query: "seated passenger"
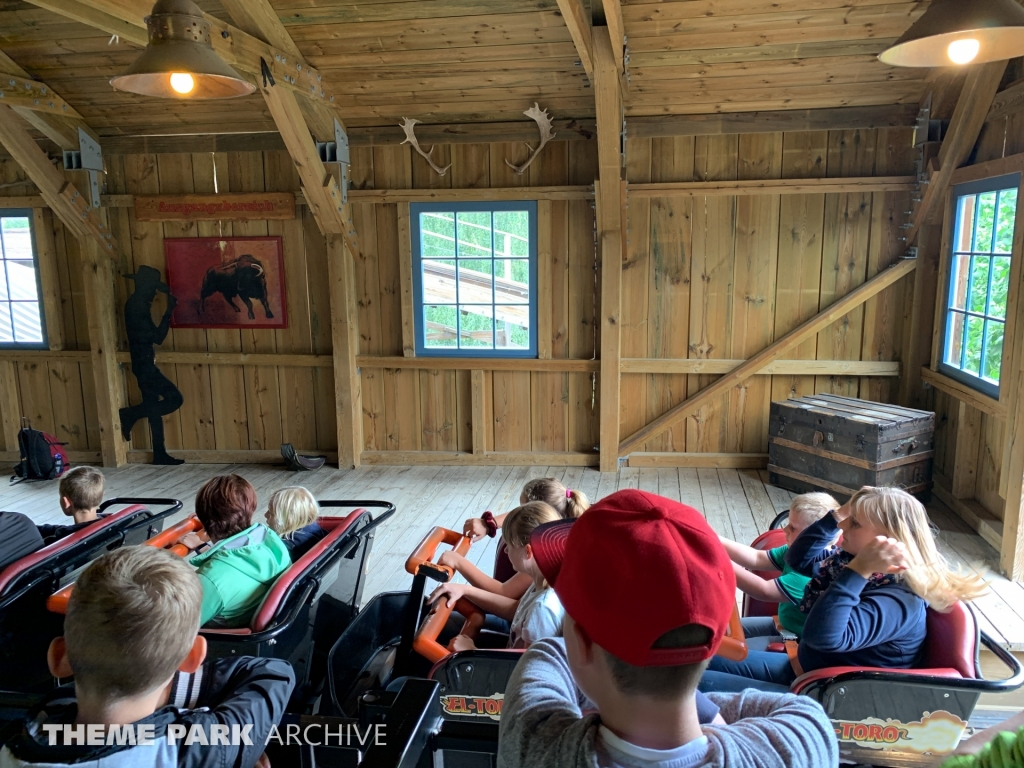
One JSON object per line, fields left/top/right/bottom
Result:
{"left": 442, "top": 478, "right": 590, "bottom": 603}
{"left": 498, "top": 489, "right": 837, "bottom": 768}
{"left": 0, "top": 546, "right": 295, "bottom": 768}
{"left": 190, "top": 474, "right": 290, "bottom": 628}
{"left": 700, "top": 486, "right": 988, "bottom": 694}
{"left": 266, "top": 486, "right": 326, "bottom": 562}
{"left": 431, "top": 501, "right": 564, "bottom": 651}
{"left": 717, "top": 492, "right": 837, "bottom": 650}
{"left": 35, "top": 466, "right": 105, "bottom": 545}
{"left": 0, "top": 511, "right": 44, "bottom": 571}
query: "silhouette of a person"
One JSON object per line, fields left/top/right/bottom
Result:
{"left": 119, "top": 265, "right": 184, "bottom": 465}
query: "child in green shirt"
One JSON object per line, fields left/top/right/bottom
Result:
{"left": 718, "top": 492, "right": 838, "bottom": 649}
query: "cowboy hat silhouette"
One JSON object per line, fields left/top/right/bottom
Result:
{"left": 123, "top": 264, "right": 170, "bottom": 293}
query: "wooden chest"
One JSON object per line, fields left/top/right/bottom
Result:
{"left": 767, "top": 395, "right": 934, "bottom": 501}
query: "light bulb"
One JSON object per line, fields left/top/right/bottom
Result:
{"left": 169, "top": 72, "right": 195, "bottom": 94}
{"left": 947, "top": 38, "right": 980, "bottom": 65}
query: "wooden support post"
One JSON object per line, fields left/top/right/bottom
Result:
{"left": 537, "top": 201, "right": 553, "bottom": 360}
{"left": 327, "top": 235, "right": 362, "bottom": 469}
{"left": 32, "top": 208, "right": 64, "bottom": 351}
{"left": 397, "top": 203, "right": 416, "bottom": 357}
{"left": 951, "top": 401, "right": 983, "bottom": 499}
{"left": 81, "top": 238, "right": 127, "bottom": 467}
{"left": 619, "top": 259, "right": 918, "bottom": 455}
{"left": 593, "top": 27, "right": 624, "bottom": 473}
{"left": 0, "top": 360, "right": 20, "bottom": 452}
{"left": 471, "top": 369, "right": 486, "bottom": 454}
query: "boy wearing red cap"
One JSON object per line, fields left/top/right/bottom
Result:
{"left": 498, "top": 489, "right": 837, "bottom": 768}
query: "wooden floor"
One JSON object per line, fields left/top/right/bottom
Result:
{"left": 4, "top": 462, "right": 1024, "bottom": 653}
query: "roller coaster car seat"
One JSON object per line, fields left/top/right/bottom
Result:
{"left": 742, "top": 527, "right": 787, "bottom": 620}
{"left": 201, "top": 504, "right": 392, "bottom": 706}
{"left": 791, "top": 602, "right": 1024, "bottom": 765}
{"left": 0, "top": 498, "right": 182, "bottom": 692}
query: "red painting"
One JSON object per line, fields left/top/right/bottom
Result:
{"left": 164, "top": 236, "right": 287, "bottom": 329}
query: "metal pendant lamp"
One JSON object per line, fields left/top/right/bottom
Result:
{"left": 110, "top": 0, "right": 255, "bottom": 99}
{"left": 879, "top": 0, "right": 1024, "bottom": 67}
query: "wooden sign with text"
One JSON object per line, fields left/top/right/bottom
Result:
{"left": 134, "top": 193, "right": 295, "bottom": 222}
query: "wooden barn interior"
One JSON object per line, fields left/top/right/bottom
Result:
{"left": 3, "top": 0, "right": 1024, "bottom": 752}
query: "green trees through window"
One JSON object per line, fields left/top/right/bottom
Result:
{"left": 942, "top": 177, "right": 1019, "bottom": 396}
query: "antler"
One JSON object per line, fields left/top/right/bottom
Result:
{"left": 399, "top": 117, "right": 451, "bottom": 176}
{"left": 505, "top": 103, "right": 556, "bottom": 175}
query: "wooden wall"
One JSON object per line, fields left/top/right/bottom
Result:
{"left": 0, "top": 126, "right": 916, "bottom": 464}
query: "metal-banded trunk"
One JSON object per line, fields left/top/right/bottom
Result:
{"left": 768, "top": 394, "right": 934, "bottom": 501}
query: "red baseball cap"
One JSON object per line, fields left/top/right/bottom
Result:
{"left": 549, "top": 489, "right": 736, "bottom": 666}
{"left": 531, "top": 519, "right": 574, "bottom": 585}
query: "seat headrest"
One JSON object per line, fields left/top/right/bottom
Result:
{"left": 750, "top": 528, "right": 787, "bottom": 553}
{"left": 920, "top": 603, "right": 979, "bottom": 679}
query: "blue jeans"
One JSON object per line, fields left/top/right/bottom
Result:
{"left": 698, "top": 649, "right": 797, "bottom": 694}
{"left": 741, "top": 615, "right": 784, "bottom": 652}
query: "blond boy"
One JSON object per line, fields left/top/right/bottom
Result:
{"left": 0, "top": 546, "right": 294, "bottom": 768}
{"left": 35, "top": 467, "right": 106, "bottom": 545}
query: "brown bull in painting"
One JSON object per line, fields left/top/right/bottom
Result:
{"left": 199, "top": 254, "right": 274, "bottom": 320}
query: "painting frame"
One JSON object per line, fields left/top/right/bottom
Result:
{"left": 163, "top": 236, "right": 288, "bottom": 330}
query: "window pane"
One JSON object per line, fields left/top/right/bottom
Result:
{"left": 0, "top": 304, "right": 12, "bottom": 342}
{"left": 950, "top": 253, "right": 970, "bottom": 310}
{"left": 995, "top": 188, "right": 1018, "bottom": 253}
{"left": 956, "top": 195, "right": 976, "bottom": 252}
{"left": 456, "top": 212, "right": 492, "bottom": 259}
{"left": 494, "top": 211, "right": 530, "bottom": 257}
{"left": 968, "top": 255, "right": 990, "bottom": 314}
{"left": 421, "top": 212, "right": 455, "bottom": 259}
{"left": 974, "top": 192, "right": 997, "bottom": 253}
{"left": 424, "top": 304, "right": 457, "bottom": 348}
{"left": 459, "top": 306, "right": 494, "bottom": 349}
{"left": 11, "top": 302, "right": 42, "bottom": 343}
{"left": 991, "top": 256, "right": 1011, "bottom": 320}
{"left": 495, "top": 259, "right": 530, "bottom": 304}
{"left": 422, "top": 259, "right": 456, "bottom": 305}
{"left": 6, "top": 261, "right": 38, "bottom": 301}
{"left": 1, "top": 224, "right": 33, "bottom": 260}
{"left": 983, "top": 320, "right": 1005, "bottom": 383}
{"left": 964, "top": 315, "right": 984, "bottom": 375}
{"left": 494, "top": 307, "right": 530, "bottom": 350}
{"left": 457, "top": 262, "right": 493, "bottom": 304}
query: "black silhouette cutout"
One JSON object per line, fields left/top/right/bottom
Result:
{"left": 119, "top": 265, "right": 184, "bottom": 466}
{"left": 200, "top": 254, "right": 274, "bottom": 320}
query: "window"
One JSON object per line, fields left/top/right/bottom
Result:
{"left": 0, "top": 210, "right": 46, "bottom": 348}
{"left": 411, "top": 201, "right": 537, "bottom": 357}
{"left": 939, "top": 174, "right": 1020, "bottom": 397}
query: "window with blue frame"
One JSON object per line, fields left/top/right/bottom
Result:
{"left": 939, "top": 174, "right": 1020, "bottom": 398}
{"left": 411, "top": 201, "right": 537, "bottom": 357}
{"left": 0, "top": 210, "right": 46, "bottom": 348}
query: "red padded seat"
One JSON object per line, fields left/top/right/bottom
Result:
{"left": 203, "top": 511, "right": 369, "bottom": 636}
{"left": 742, "top": 528, "right": 787, "bottom": 619}
{"left": 0, "top": 505, "right": 146, "bottom": 598}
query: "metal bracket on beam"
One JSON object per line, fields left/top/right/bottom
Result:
{"left": 903, "top": 246, "right": 919, "bottom": 260}
{"left": 316, "top": 119, "right": 351, "bottom": 204}
{"left": 62, "top": 128, "right": 103, "bottom": 209}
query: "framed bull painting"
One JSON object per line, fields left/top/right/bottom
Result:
{"left": 163, "top": 236, "right": 287, "bottom": 329}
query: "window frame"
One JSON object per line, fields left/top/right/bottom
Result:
{"left": 0, "top": 208, "right": 48, "bottom": 350}
{"left": 410, "top": 200, "right": 539, "bottom": 358}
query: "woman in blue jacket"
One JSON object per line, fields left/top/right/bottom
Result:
{"left": 699, "top": 486, "right": 987, "bottom": 693}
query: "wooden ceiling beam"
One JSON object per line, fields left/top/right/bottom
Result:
{"left": 555, "top": 0, "right": 595, "bottom": 79}
{"left": 600, "top": 0, "right": 626, "bottom": 75}
{"left": 0, "top": 49, "right": 94, "bottom": 150}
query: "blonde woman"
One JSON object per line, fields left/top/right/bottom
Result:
{"left": 429, "top": 501, "right": 564, "bottom": 651}
{"left": 266, "top": 486, "right": 325, "bottom": 561}
{"left": 700, "top": 486, "right": 986, "bottom": 694}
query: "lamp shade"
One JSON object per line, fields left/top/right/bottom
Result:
{"left": 110, "top": 0, "right": 255, "bottom": 99}
{"left": 879, "top": 0, "right": 1024, "bottom": 67}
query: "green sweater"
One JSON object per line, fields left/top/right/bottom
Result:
{"left": 190, "top": 523, "right": 290, "bottom": 628}
{"left": 942, "top": 728, "right": 1024, "bottom": 768}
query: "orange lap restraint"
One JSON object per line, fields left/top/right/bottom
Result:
{"left": 46, "top": 516, "right": 206, "bottom": 615}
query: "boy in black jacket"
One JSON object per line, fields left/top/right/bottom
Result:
{"left": 0, "top": 546, "right": 294, "bottom": 768}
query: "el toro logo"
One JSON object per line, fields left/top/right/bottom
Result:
{"left": 834, "top": 721, "right": 909, "bottom": 744}
{"left": 440, "top": 693, "right": 504, "bottom": 721}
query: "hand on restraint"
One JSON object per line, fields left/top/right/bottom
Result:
{"left": 463, "top": 518, "right": 488, "bottom": 541}
{"left": 847, "top": 536, "right": 910, "bottom": 579}
{"left": 438, "top": 550, "right": 465, "bottom": 571}
{"left": 429, "top": 581, "right": 468, "bottom": 609}
{"left": 449, "top": 634, "right": 477, "bottom": 653}
{"left": 179, "top": 532, "right": 204, "bottom": 551}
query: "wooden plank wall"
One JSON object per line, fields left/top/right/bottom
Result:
{"left": 929, "top": 106, "right": 1024, "bottom": 524}
{"left": 0, "top": 150, "right": 337, "bottom": 456}
{"left": 620, "top": 127, "right": 915, "bottom": 454}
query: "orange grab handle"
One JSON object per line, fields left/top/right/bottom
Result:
{"left": 405, "top": 526, "right": 472, "bottom": 580}
{"left": 716, "top": 605, "right": 748, "bottom": 662}
{"left": 47, "top": 516, "right": 206, "bottom": 615}
{"left": 413, "top": 597, "right": 486, "bottom": 663}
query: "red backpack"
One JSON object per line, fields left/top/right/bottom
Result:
{"left": 12, "top": 421, "right": 70, "bottom": 482}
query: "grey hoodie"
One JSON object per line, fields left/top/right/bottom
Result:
{"left": 498, "top": 638, "right": 838, "bottom": 768}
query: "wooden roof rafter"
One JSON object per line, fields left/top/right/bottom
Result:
{"left": 0, "top": 49, "right": 95, "bottom": 150}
